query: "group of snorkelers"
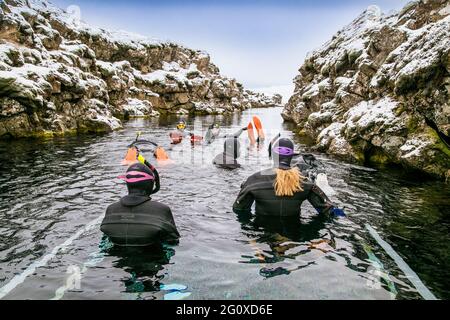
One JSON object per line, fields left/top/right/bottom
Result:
{"left": 100, "top": 118, "right": 345, "bottom": 246}
{"left": 168, "top": 118, "right": 263, "bottom": 169}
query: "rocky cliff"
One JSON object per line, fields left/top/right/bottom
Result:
{"left": 0, "top": 0, "right": 280, "bottom": 138}
{"left": 283, "top": 0, "right": 449, "bottom": 179}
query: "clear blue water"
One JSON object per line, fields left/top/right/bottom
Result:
{"left": 0, "top": 107, "right": 448, "bottom": 300}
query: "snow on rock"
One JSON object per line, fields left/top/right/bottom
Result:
{"left": 343, "top": 97, "right": 403, "bottom": 137}
{"left": 283, "top": 0, "right": 450, "bottom": 179}
{"left": 123, "top": 98, "right": 159, "bottom": 117}
{"left": 400, "top": 138, "right": 431, "bottom": 159}
{"left": 0, "top": 0, "right": 279, "bottom": 138}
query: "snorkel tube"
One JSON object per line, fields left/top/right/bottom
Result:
{"left": 268, "top": 133, "right": 281, "bottom": 159}
{"left": 122, "top": 132, "right": 165, "bottom": 194}
{"left": 128, "top": 131, "right": 170, "bottom": 161}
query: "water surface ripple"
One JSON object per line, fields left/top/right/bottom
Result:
{"left": 0, "top": 108, "right": 448, "bottom": 300}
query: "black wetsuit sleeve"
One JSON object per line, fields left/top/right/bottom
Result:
{"left": 307, "top": 184, "right": 334, "bottom": 216}
{"left": 221, "top": 128, "right": 245, "bottom": 139}
{"left": 232, "top": 179, "right": 255, "bottom": 214}
{"left": 230, "top": 128, "right": 245, "bottom": 138}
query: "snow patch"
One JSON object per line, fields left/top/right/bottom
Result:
{"left": 400, "top": 139, "right": 431, "bottom": 159}
{"left": 344, "top": 97, "right": 400, "bottom": 130}
{"left": 122, "top": 98, "right": 158, "bottom": 117}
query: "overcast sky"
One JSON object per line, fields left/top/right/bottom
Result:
{"left": 52, "top": 0, "right": 410, "bottom": 99}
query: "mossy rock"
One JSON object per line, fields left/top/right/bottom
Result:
{"left": 405, "top": 115, "right": 420, "bottom": 132}
{"left": 368, "top": 149, "right": 390, "bottom": 165}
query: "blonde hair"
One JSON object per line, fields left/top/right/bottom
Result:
{"left": 274, "top": 168, "right": 304, "bottom": 197}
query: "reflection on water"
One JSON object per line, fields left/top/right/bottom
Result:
{"left": 106, "top": 243, "right": 176, "bottom": 300}
{"left": 237, "top": 214, "right": 329, "bottom": 278}
{"left": 0, "top": 107, "right": 448, "bottom": 300}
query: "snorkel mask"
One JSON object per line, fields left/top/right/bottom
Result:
{"left": 176, "top": 121, "right": 186, "bottom": 130}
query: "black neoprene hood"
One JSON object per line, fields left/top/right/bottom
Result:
{"left": 272, "top": 138, "right": 300, "bottom": 170}
{"left": 124, "top": 162, "right": 155, "bottom": 196}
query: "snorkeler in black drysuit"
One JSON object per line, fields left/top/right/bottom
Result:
{"left": 213, "top": 137, "right": 241, "bottom": 170}
{"left": 101, "top": 162, "right": 180, "bottom": 246}
{"left": 233, "top": 138, "right": 345, "bottom": 217}
{"left": 212, "top": 127, "right": 248, "bottom": 169}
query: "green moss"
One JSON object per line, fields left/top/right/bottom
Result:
{"left": 369, "top": 151, "right": 390, "bottom": 164}
{"left": 89, "top": 128, "right": 111, "bottom": 134}
{"left": 406, "top": 115, "right": 419, "bottom": 132}
{"left": 292, "top": 128, "right": 315, "bottom": 146}
{"left": 2, "top": 128, "right": 80, "bottom": 140}
{"left": 394, "top": 103, "right": 407, "bottom": 117}
{"left": 34, "top": 130, "right": 55, "bottom": 138}
{"left": 435, "top": 142, "right": 450, "bottom": 158}
{"left": 125, "top": 115, "right": 156, "bottom": 119}
{"left": 425, "top": 127, "right": 450, "bottom": 157}
{"left": 348, "top": 140, "right": 368, "bottom": 163}
{"left": 156, "top": 108, "right": 168, "bottom": 115}
{"left": 353, "top": 149, "right": 366, "bottom": 163}
{"left": 296, "top": 128, "right": 308, "bottom": 136}
{"left": 426, "top": 128, "right": 450, "bottom": 158}
{"left": 301, "top": 95, "right": 311, "bottom": 103}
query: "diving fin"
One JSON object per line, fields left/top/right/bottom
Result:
{"left": 252, "top": 116, "right": 265, "bottom": 141}
{"left": 121, "top": 147, "right": 138, "bottom": 165}
{"left": 154, "top": 146, "right": 169, "bottom": 161}
{"left": 247, "top": 122, "right": 256, "bottom": 145}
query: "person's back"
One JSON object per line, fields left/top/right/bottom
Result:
{"left": 101, "top": 162, "right": 179, "bottom": 246}
{"left": 213, "top": 136, "right": 242, "bottom": 170}
{"left": 102, "top": 196, "right": 179, "bottom": 246}
{"left": 233, "top": 168, "right": 331, "bottom": 217}
{"left": 233, "top": 138, "right": 344, "bottom": 218}
{"left": 213, "top": 128, "right": 247, "bottom": 169}
{"left": 213, "top": 153, "right": 241, "bottom": 169}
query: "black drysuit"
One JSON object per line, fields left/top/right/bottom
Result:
{"left": 232, "top": 168, "right": 334, "bottom": 217}
{"left": 101, "top": 194, "right": 180, "bottom": 246}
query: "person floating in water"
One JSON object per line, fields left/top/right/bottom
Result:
{"left": 232, "top": 137, "right": 345, "bottom": 217}
{"left": 212, "top": 127, "right": 248, "bottom": 169}
{"left": 169, "top": 119, "right": 204, "bottom": 145}
{"left": 101, "top": 162, "right": 180, "bottom": 246}
{"left": 169, "top": 120, "right": 189, "bottom": 145}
